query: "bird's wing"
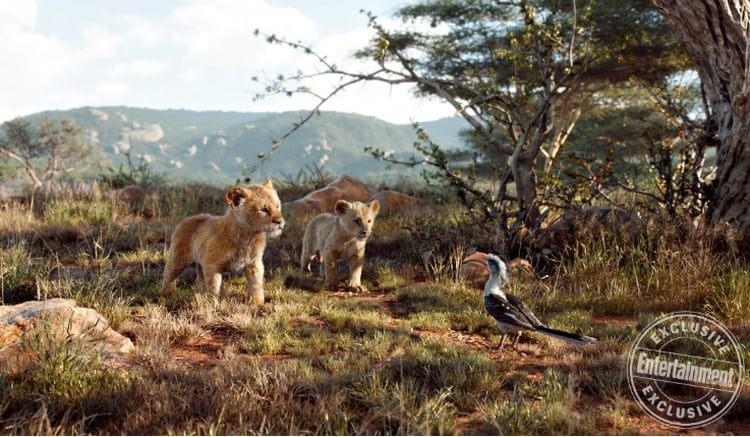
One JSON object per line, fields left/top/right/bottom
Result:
{"left": 484, "top": 293, "right": 538, "bottom": 331}
{"left": 504, "top": 293, "right": 545, "bottom": 328}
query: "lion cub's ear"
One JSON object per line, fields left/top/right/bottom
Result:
{"left": 334, "top": 199, "right": 352, "bottom": 216}
{"left": 368, "top": 199, "right": 380, "bottom": 216}
{"left": 263, "top": 178, "right": 274, "bottom": 189}
{"left": 226, "top": 187, "right": 252, "bottom": 207}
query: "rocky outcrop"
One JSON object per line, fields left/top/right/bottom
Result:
{"left": 0, "top": 298, "right": 134, "bottom": 374}
{"left": 283, "top": 175, "right": 374, "bottom": 216}
{"left": 283, "top": 175, "right": 428, "bottom": 218}
{"left": 459, "top": 252, "right": 534, "bottom": 289}
{"left": 367, "top": 190, "right": 425, "bottom": 216}
{"left": 459, "top": 252, "right": 490, "bottom": 289}
{"left": 105, "top": 184, "right": 147, "bottom": 216}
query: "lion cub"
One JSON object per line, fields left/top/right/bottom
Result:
{"left": 300, "top": 199, "right": 380, "bottom": 291}
{"left": 162, "top": 179, "right": 284, "bottom": 305}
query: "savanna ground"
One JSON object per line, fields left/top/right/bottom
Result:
{"left": 0, "top": 178, "right": 749, "bottom": 435}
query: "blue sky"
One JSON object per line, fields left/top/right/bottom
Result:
{"left": 0, "top": 0, "right": 455, "bottom": 124}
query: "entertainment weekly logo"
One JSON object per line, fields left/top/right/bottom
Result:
{"left": 627, "top": 311, "right": 744, "bottom": 429}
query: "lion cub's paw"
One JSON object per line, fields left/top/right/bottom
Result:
{"left": 339, "top": 284, "right": 367, "bottom": 294}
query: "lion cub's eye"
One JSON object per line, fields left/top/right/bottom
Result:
{"left": 260, "top": 207, "right": 270, "bottom": 214}
{"left": 353, "top": 218, "right": 362, "bottom": 225}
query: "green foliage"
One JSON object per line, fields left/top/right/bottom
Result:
{"left": 0, "top": 116, "right": 93, "bottom": 191}
{"left": 0, "top": 240, "right": 48, "bottom": 304}
{"left": 353, "top": 0, "right": 694, "bottom": 234}
{"left": 97, "top": 149, "right": 166, "bottom": 190}
{"left": 481, "top": 369, "right": 595, "bottom": 435}
{"left": 707, "top": 268, "right": 750, "bottom": 325}
{"left": 360, "top": 1, "right": 688, "bottom": 223}
{"left": 0, "top": 314, "right": 133, "bottom": 435}
{"left": 43, "top": 199, "right": 111, "bottom": 226}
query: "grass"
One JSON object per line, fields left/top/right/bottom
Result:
{"left": 0, "top": 181, "right": 748, "bottom": 435}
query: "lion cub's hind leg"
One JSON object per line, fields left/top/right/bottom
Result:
{"left": 200, "top": 265, "right": 224, "bottom": 301}
{"left": 162, "top": 246, "right": 192, "bottom": 293}
{"left": 300, "top": 228, "right": 315, "bottom": 272}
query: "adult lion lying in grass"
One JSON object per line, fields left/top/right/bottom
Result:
{"left": 300, "top": 199, "right": 380, "bottom": 292}
{"left": 162, "top": 179, "right": 284, "bottom": 305}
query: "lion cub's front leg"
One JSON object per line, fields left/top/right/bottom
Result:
{"left": 347, "top": 254, "right": 366, "bottom": 292}
{"left": 245, "top": 257, "right": 265, "bottom": 306}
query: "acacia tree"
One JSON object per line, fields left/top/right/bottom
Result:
{"left": 253, "top": 0, "right": 688, "bottom": 237}
{"left": 652, "top": 0, "right": 750, "bottom": 237}
{"left": 0, "top": 117, "right": 89, "bottom": 192}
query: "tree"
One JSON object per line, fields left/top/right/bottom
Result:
{"left": 0, "top": 116, "right": 89, "bottom": 192}
{"left": 253, "top": 0, "right": 689, "bottom": 240}
{"left": 652, "top": 0, "right": 750, "bottom": 237}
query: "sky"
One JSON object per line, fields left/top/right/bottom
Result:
{"left": 0, "top": 0, "right": 456, "bottom": 125}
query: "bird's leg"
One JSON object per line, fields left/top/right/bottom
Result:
{"left": 496, "top": 333, "right": 507, "bottom": 349}
{"left": 511, "top": 332, "right": 521, "bottom": 348}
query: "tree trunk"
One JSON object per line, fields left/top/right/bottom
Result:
{"left": 510, "top": 153, "right": 541, "bottom": 227}
{"left": 653, "top": 0, "right": 750, "bottom": 235}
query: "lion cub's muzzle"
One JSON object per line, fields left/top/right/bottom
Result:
{"left": 357, "top": 230, "right": 370, "bottom": 240}
{"left": 267, "top": 218, "right": 285, "bottom": 238}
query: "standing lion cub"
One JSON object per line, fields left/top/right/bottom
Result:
{"left": 300, "top": 199, "right": 380, "bottom": 291}
{"left": 162, "top": 179, "right": 284, "bottom": 305}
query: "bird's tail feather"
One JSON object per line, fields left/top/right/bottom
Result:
{"left": 537, "top": 327, "right": 597, "bottom": 347}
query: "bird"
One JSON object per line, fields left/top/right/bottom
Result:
{"left": 483, "top": 253, "right": 597, "bottom": 349}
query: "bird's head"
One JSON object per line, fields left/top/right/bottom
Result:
{"left": 486, "top": 253, "right": 509, "bottom": 288}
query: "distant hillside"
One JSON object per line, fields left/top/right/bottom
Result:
{"left": 29, "top": 106, "right": 467, "bottom": 184}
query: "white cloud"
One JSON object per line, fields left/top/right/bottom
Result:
{"left": 0, "top": 0, "right": 454, "bottom": 124}
{"left": 178, "top": 67, "right": 206, "bottom": 84}
{"left": 108, "top": 60, "right": 168, "bottom": 78}
{"left": 168, "top": 0, "right": 319, "bottom": 71}
{"left": 0, "top": 1, "right": 37, "bottom": 31}
{"left": 0, "top": 16, "right": 80, "bottom": 120}
{"left": 124, "top": 17, "right": 162, "bottom": 46}
{"left": 96, "top": 81, "right": 129, "bottom": 97}
{"left": 82, "top": 24, "right": 123, "bottom": 58}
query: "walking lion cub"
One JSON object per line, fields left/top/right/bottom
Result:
{"left": 162, "top": 179, "right": 284, "bottom": 305}
{"left": 300, "top": 199, "right": 380, "bottom": 291}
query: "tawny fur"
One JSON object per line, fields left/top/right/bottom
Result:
{"left": 161, "top": 179, "right": 284, "bottom": 305}
{"left": 300, "top": 199, "right": 380, "bottom": 291}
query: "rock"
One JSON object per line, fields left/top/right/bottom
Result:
{"left": 459, "top": 252, "right": 490, "bottom": 289}
{"left": 0, "top": 298, "right": 134, "bottom": 374}
{"left": 283, "top": 175, "right": 373, "bottom": 216}
{"left": 105, "top": 184, "right": 147, "bottom": 216}
{"left": 459, "top": 252, "right": 534, "bottom": 289}
{"left": 508, "top": 258, "right": 534, "bottom": 281}
{"left": 367, "top": 190, "right": 425, "bottom": 216}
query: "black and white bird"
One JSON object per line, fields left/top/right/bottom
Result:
{"left": 483, "top": 253, "right": 597, "bottom": 349}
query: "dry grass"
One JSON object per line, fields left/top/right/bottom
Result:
{"left": 0, "top": 182, "right": 748, "bottom": 435}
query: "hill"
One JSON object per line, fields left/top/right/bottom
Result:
{"left": 29, "top": 106, "right": 467, "bottom": 185}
